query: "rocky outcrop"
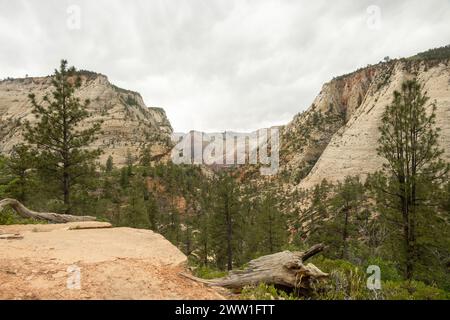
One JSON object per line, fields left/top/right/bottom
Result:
{"left": 246, "top": 56, "right": 450, "bottom": 217}
{"left": 278, "top": 64, "right": 384, "bottom": 184}
{"left": 298, "top": 59, "right": 450, "bottom": 189}
{"left": 0, "top": 72, "right": 173, "bottom": 166}
{"left": 0, "top": 222, "right": 223, "bottom": 300}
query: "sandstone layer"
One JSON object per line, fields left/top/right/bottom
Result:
{"left": 0, "top": 222, "right": 223, "bottom": 300}
{"left": 0, "top": 72, "right": 173, "bottom": 166}
{"left": 277, "top": 58, "right": 450, "bottom": 189}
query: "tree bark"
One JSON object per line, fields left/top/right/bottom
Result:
{"left": 182, "top": 244, "right": 328, "bottom": 292}
{"left": 0, "top": 198, "right": 97, "bottom": 223}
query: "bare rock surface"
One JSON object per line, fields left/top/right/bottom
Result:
{"left": 0, "top": 72, "right": 173, "bottom": 166}
{"left": 0, "top": 222, "right": 223, "bottom": 300}
{"left": 299, "top": 60, "right": 450, "bottom": 189}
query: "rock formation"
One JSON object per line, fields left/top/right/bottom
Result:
{"left": 0, "top": 222, "right": 223, "bottom": 300}
{"left": 0, "top": 71, "right": 173, "bottom": 166}
{"left": 279, "top": 58, "right": 450, "bottom": 189}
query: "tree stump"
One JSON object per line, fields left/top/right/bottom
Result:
{"left": 183, "top": 244, "right": 328, "bottom": 293}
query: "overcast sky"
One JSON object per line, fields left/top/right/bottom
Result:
{"left": 0, "top": 0, "right": 449, "bottom": 132}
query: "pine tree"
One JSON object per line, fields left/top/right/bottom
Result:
{"left": 375, "top": 79, "right": 449, "bottom": 279}
{"left": 298, "top": 179, "right": 332, "bottom": 241}
{"left": 126, "top": 149, "right": 134, "bottom": 176}
{"left": 146, "top": 192, "right": 159, "bottom": 231}
{"left": 193, "top": 184, "right": 213, "bottom": 266}
{"left": 307, "top": 177, "right": 367, "bottom": 260}
{"left": 257, "top": 195, "right": 287, "bottom": 255}
{"left": 210, "top": 172, "right": 242, "bottom": 271}
{"left": 0, "top": 156, "right": 8, "bottom": 198}
{"left": 443, "top": 182, "right": 450, "bottom": 213}
{"left": 5, "top": 144, "right": 35, "bottom": 202}
{"left": 24, "top": 60, "right": 102, "bottom": 213}
{"left": 105, "top": 155, "right": 114, "bottom": 173}
{"left": 330, "top": 176, "right": 366, "bottom": 260}
{"left": 120, "top": 167, "right": 130, "bottom": 188}
{"left": 140, "top": 146, "right": 152, "bottom": 167}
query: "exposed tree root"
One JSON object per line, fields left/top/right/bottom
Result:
{"left": 0, "top": 198, "right": 97, "bottom": 223}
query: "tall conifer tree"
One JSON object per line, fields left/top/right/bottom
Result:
{"left": 25, "top": 60, "right": 102, "bottom": 213}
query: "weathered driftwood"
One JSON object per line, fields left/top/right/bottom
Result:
{"left": 0, "top": 198, "right": 97, "bottom": 223}
{"left": 183, "top": 244, "right": 328, "bottom": 292}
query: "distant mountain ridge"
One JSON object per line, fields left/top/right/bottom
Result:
{"left": 0, "top": 45, "right": 449, "bottom": 183}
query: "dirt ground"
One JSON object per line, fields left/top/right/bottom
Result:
{"left": 0, "top": 223, "right": 224, "bottom": 300}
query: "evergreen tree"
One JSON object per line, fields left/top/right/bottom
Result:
{"left": 298, "top": 179, "right": 332, "bottom": 242}
{"left": 4, "top": 144, "right": 35, "bottom": 202}
{"left": 0, "top": 156, "right": 8, "bottom": 198}
{"left": 193, "top": 184, "right": 213, "bottom": 266}
{"left": 239, "top": 187, "right": 260, "bottom": 261}
{"left": 146, "top": 192, "right": 159, "bottom": 231}
{"left": 24, "top": 60, "right": 102, "bottom": 213}
{"left": 375, "top": 79, "right": 449, "bottom": 279}
{"left": 139, "top": 146, "right": 152, "bottom": 167}
{"left": 443, "top": 181, "right": 450, "bottom": 214}
{"left": 257, "top": 195, "right": 287, "bottom": 255}
{"left": 105, "top": 155, "right": 114, "bottom": 173}
{"left": 331, "top": 176, "right": 366, "bottom": 260}
{"left": 210, "top": 172, "right": 242, "bottom": 271}
{"left": 126, "top": 149, "right": 134, "bottom": 176}
{"left": 308, "top": 177, "right": 367, "bottom": 260}
{"left": 120, "top": 167, "right": 130, "bottom": 188}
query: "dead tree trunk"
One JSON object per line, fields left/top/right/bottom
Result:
{"left": 0, "top": 198, "right": 97, "bottom": 223}
{"left": 183, "top": 244, "right": 328, "bottom": 292}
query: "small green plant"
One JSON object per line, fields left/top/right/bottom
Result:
{"left": 125, "top": 95, "right": 138, "bottom": 107}
{"left": 240, "top": 283, "right": 297, "bottom": 300}
{"left": 312, "top": 267, "right": 376, "bottom": 300}
{"left": 0, "top": 208, "right": 42, "bottom": 225}
{"left": 382, "top": 281, "right": 449, "bottom": 300}
{"left": 365, "top": 257, "right": 402, "bottom": 282}
{"left": 193, "top": 266, "right": 228, "bottom": 280}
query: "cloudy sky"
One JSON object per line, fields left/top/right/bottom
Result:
{"left": 0, "top": 0, "right": 449, "bottom": 132}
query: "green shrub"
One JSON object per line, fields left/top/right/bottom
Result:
{"left": 193, "top": 266, "right": 228, "bottom": 280}
{"left": 382, "top": 281, "right": 449, "bottom": 300}
{"left": 0, "top": 208, "right": 42, "bottom": 225}
{"left": 366, "top": 257, "right": 402, "bottom": 282}
{"left": 312, "top": 257, "right": 360, "bottom": 274}
{"left": 313, "top": 268, "right": 377, "bottom": 300}
{"left": 310, "top": 257, "right": 449, "bottom": 300}
{"left": 240, "top": 283, "right": 297, "bottom": 300}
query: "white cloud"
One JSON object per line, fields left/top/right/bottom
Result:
{"left": 0, "top": 0, "right": 449, "bottom": 132}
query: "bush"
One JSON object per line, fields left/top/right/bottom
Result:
{"left": 312, "top": 257, "right": 360, "bottom": 274}
{"left": 0, "top": 208, "right": 42, "bottom": 225}
{"left": 310, "top": 257, "right": 449, "bottom": 300}
{"left": 365, "top": 257, "right": 402, "bottom": 282}
{"left": 193, "top": 266, "right": 228, "bottom": 280}
{"left": 240, "top": 283, "right": 297, "bottom": 300}
{"left": 312, "top": 259, "right": 378, "bottom": 300}
{"left": 383, "top": 281, "right": 449, "bottom": 300}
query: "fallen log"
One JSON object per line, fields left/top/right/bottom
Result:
{"left": 0, "top": 198, "right": 97, "bottom": 223}
{"left": 182, "top": 244, "right": 328, "bottom": 293}
{"left": 0, "top": 233, "right": 23, "bottom": 240}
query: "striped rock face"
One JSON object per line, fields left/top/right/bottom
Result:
{"left": 277, "top": 59, "right": 450, "bottom": 190}
{"left": 0, "top": 72, "right": 173, "bottom": 167}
